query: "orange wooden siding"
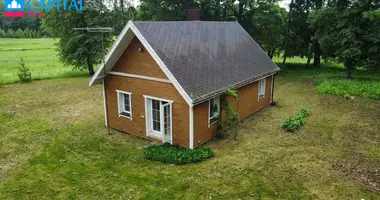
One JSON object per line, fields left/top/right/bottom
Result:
{"left": 104, "top": 37, "right": 189, "bottom": 148}
{"left": 112, "top": 37, "right": 168, "bottom": 79}
{"left": 193, "top": 75, "right": 273, "bottom": 147}
{"left": 238, "top": 76, "right": 273, "bottom": 121}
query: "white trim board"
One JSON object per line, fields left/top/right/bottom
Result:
{"left": 270, "top": 75, "right": 274, "bottom": 103}
{"left": 102, "top": 80, "right": 108, "bottom": 127}
{"left": 189, "top": 105, "right": 194, "bottom": 149}
{"left": 108, "top": 71, "right": 171, "bottom": 83}
{"left": 89, "top": 20, "right": 193, "bottom": 107}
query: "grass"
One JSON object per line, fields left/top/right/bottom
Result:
{"left": 0, "top": 38, "right": 87, "bottom": 84}
{"left": 0, "top": 75, "right": 379, "bottom": 199}
{"left": 1, "top": 38, "right": 378, "bottom": 100}
{"left": 276, "top": 62, "right": 380, "bottom": 99}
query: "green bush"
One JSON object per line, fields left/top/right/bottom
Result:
{"left": 15, "top": 28, "right": 24, "bottom": 38}
{"left": 6, "top": 29, "right": 15, "bottom": 38}
{"left": 142, "top": 143, "right": 215, "bottom": 164}
{"left": 0, "top": 29, "right": 6, "bottom": 38}
{"left": 282, "top": 108, "right": 309, "bottom": 132}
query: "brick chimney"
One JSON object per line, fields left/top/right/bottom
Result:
{"left": 187, "top": 9, "right": 200, "bottom": 21}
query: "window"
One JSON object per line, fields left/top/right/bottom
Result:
{"left": 151, "top": 99, "right": 161, "bottom": 132}
{"left": 116, "top": 90, "right": 132, "bottom": 119}
{"left": 209, "top": 97, "right": 220, "bottom": 124}
{"left": 258, "top": 78, "right": 266, "bottom": 99}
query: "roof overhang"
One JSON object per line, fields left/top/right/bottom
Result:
{"left": 89, "top": 21, "right": 135, "bottom": 86}
{"left": 89, "top": 21, "right": 193, "bottom": 106}
{"left": 192, "top": 70, "right": 280, "bottom": 105}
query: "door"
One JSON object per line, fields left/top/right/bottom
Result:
{"left": 145, "top": 97, "right": 172, "bottom": 144}
{"left": 161, "top": 102, "right": 172, "bottom": 144}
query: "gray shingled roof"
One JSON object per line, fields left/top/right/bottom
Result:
{"left": 133, "top": 21, "right": 280, "bottom": 103}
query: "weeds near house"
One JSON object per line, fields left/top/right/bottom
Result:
{"left": 142, "top": 143, "right": 215, "bottom": 164}
{"left": 17, "top": 57, "right": 32, "bottom": 83}
{"left": 282, "top": 108, "right": 309, "bottom": 132}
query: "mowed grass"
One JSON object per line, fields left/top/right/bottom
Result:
{"left": 0, "top": 75, "right": 379, "bottom": 199}
{"left": 0, "top": 39, "right": 87, "bottom": 84}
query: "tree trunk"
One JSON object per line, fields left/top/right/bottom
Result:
{"left": 307, "top": 55, "right": 312, "bottom": 67}
{"left": 267, "top": 49, "right": 272, "bottom": 59}
{"left": 313, "top": 40, "right": 321, "bottom": 66}
{"left": 346, "top": 65, "right": 352, "bottom": 80}
{"left": 270, "top": 48, "right": 276, "bottom": 59}
{"left": 222, "top": 3, "right": 227, "bottom": 20}
{"left": 306, "top": 47, "right": 312, "bottom": 67}
{"left": 120, "top": 0, "right": 124, "bottom": 12}
{"left": 282, "top": 52, "right": 287, "bottom": 65}
{"left": 87, "top": 58, "right": 94, "bottom": 76}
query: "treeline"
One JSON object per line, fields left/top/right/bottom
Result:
{"left": 41, "top": 0, "right": 379, "bottom": 78}
{"left": 0, "top": 28, "right": 44, "bottom": 38}
{"left": 138, "top": 0, "right": 380, "bottom": 79}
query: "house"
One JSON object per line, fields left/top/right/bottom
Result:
{"left": 89, "top": 20, "right": 281, "bottom": 149}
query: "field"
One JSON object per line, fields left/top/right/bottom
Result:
{"left": 0, "top": 39, "right": 87, "bottom": 84}
{"left": 0, "top": 39, "right": 379, "bottom": 199}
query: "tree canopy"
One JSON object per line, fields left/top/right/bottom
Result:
{"left": 43, "top": 0, "right": 137, "bottom": 75}
{"left": 4, "top": 0, "right": 376, "bottom": 79}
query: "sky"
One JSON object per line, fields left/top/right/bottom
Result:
{"left": 279, "top": 0, "right": 291, "bottom": 10}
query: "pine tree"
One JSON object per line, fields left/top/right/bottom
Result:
{"left": 0, "top": 29, "right": 6, "bottom": 38}
{"left": 15, "top": 28, "right": 24, "bottom": 38}
{"left": 6, "top": 29, "right": 15, "bottom": 38}
{"left": 24, "top": 28, "right": 31, "bottom": 38}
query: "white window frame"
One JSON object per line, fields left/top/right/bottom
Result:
{"left": 208, "top": 96, "right": 220, "bottom": 125}
{"left": 258, "top": 78, "right": 266, "bottom": 99}
{"left": 116, "top": 90, "right": 132, "bottom": 120}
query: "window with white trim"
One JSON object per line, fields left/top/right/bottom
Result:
{"left": 116, "top": 90, "right": 132, "bottom": 119}
{"left": 209, "top": 97, "right": 220, "bottom": 124}
{"left": 258, "top": 78, "right": 266, "bottom": 99}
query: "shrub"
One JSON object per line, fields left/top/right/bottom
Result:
{"left": 6, "top": 29, "right": 15, "bottom": 38}
{"left": 17, "top": 58, "right": 32, "bottom": 83}
{"left": 142, "top": 143, "right": 215, "bottom": 164}
{"left": 0, "top": 29, "right": 6, "bottom": 38}
{"left": 15, "top": 28, "right": 24, "bottom": 38}
{"left": 282, "top": 108, "right": 309, "bottom": 132}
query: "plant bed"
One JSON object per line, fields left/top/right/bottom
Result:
{"left": 142, "top": 143, "right": 215, "bottom": 164}
{"left": 281, "top": 108, "right": 309, "bottom": 132}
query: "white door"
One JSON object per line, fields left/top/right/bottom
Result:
{"left": 145, "top": 97, "right": 172, "bottom": 144}
{"left": 161, "top": 102, "right": 172, "bottom": 144}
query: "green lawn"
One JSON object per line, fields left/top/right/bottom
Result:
{"left": 0, "top": 38, "right": 87, "bottom": 84}
{"left": 0, "top": 73, "right": 379, "bottom": 199}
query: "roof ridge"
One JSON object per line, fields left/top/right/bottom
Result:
{"left": 132, "top": 21, "right": 238, "bottom": 23}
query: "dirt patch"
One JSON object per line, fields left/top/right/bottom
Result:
{"left": 299, "top": 78, "right": 314, "bottom": 85}
{"left": 333, "top": 154, "right": 380, "bottom": 193}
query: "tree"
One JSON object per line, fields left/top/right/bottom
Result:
{"left": 309, "top": 0, "right": 380, "bottom": 79}
{"left": 43, "top": 0, "right": 115, "bottom": 75}
{"left": 138, "top": 0, "right": 199, "bottom": 21}
{"left": 0, "top": 29, "right": 6, "bottom": 38}
{"left": 283, "top": 0, "right": 313, "bottom": 65}
{"left": 24, "top": 28, "right": 31, "bottom": 38}
{"left": 6, "top": 29, "right": 15, "bottom": 38}
{"left": 15, "top": 28, "right": 24, "bottom": 38}
{"left": 250, "top": 2, "right": 287, "bottom": 58}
